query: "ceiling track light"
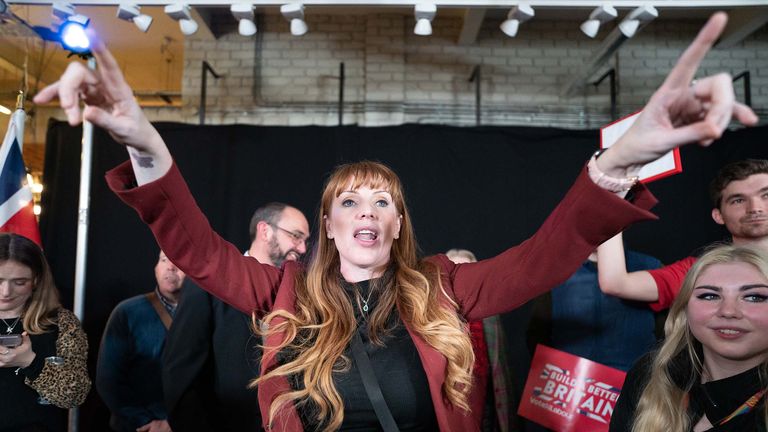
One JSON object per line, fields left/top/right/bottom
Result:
{"left": 231, "top": 4, "right": 256, "bottom": 37}
{"left": 133, "top": 14, "right": 153, "bottom": 32}
{"left": 618, "top": 4, "right": 658, "bottom": 38}
{"left": 413, "top": 3, "right": 436, "bottom": 36}
{"left": 280, "top": 3, "right": 307, "bottom": 36}
{"left": 52, "top": 0, "right": 75, "bottom": 21}
{"left": 165, "top": 2, "right": 198, "bottom": 35}
{"left": 500, "top": 3, "right": 534, "bottom": 38}
{"left": 117, "top": 3, "right": 153, "bottom": 33}
{"left": 31, "top": 6, "right": 92, "bottom": 56}
{"left": 580, "top": 4, "right": 617, "bottom": 38}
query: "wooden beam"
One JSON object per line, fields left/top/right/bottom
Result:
{"left": 457, "top": 8, "right": 485, "bottom": 45}
{"left": 0, "top": 55, "right": 24, "bottom": 76}
{"left": 189, "top": 6, "right": 217, "bottom": 40}
{"left": 716, "top": 7, "right": 768, "bottom": 48}
{"left": 561, "top": 25, "right": 627, "bottom": 97}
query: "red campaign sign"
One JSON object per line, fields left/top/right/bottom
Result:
{"left": 518, "top": 345, "right": 627, "bottom": 432}
{"left": 599, "top": 110, "right": 683, "bottom": 184}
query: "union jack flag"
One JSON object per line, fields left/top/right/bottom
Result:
{"left": 0, "top": 105, "right": 41, "bottom": 245}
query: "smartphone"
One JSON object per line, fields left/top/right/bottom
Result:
{"left": 0, "top": 334, "right": 23, "bottom": 347}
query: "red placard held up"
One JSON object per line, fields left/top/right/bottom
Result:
{"left": 599, "top": 111, "right": 683, "bottom": 184}
{"left": 518, "top": 345, "right": 627, "bottom": 432}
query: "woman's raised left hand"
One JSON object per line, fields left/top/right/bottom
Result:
{"left": 598, "top": 12, "right": 759, "bottom": 179}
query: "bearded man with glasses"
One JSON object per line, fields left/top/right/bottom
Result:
{"left": 162, "top": 202, "right": 309, "bottom": 432}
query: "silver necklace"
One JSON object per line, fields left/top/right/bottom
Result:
{"left": 1, "top": 317, "right": 21, "bottom": 334}
{"left": 358, "top": 288, "right": 375, "bottom": 313}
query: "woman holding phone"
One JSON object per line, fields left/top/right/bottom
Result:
{"left": 0, "top": 233, "right": 90, "bottom": 432}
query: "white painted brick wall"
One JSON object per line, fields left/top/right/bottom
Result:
{"left": 21, "top": 11, "right": 766, "bottom": 149}
{"left": 176, "top": 13, "right": 768, "bottom": 128}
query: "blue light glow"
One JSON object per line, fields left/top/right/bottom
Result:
{"left": 60, "top": 20, "right": 90, "bottom": 53}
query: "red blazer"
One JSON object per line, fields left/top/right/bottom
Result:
{"left": 107, "top": 161, "right": 656, "bottom": 432}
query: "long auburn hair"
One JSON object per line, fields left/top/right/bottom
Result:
{"left": 256, "top": 161, "right": 474, "bottom": 431}
{"left": 0, "top": 233, "right": 61, "bottom": 334}
{"left": 631, "top": 245, "right": 768, "bottom": 431}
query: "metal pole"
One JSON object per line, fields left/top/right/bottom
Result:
{"left": 69, "top": 55, "right": 96, "bottom": 432}
{"left": 200, "top": 62, "right": 207, "bottom": 125}
{"left": 200, "top": 61, "right": 222, "bottom": 125}
{"left": 609, "top": 69, "right": 616, "bottom": 121}
{"left": 468, "top": 65, "right": 481, "bottom": 126}
{"left": 732, "top": 71, "right": 751, "bottom": 107}
{"left": 338, "top": 62, "right": 345, "bottom": 126}
{"left": 593, "top": 69, "right": 617, "bottom": 121}
{"left": 200, "top": 62, "right": 208, "bottom": 125}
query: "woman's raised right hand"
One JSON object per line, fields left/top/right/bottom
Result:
{"left": 33, "top": 31, "right": 172, "bottom": 184}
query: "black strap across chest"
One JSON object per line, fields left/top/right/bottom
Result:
{"left": 350, "top": 329, "right": 400, "bottom": 432}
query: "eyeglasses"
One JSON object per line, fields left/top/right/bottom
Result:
{"left": 270, "top": 224, "right": 309, "bottom": 245}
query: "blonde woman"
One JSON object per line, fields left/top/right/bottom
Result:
{"left": 0, "top": 233, "right": 90, "bottom": 432}
{"left": 610, "top": 245, "right": 768, "bottom": 432}
{"left": 34, "top": 13, "right": 758, "bottom": 432}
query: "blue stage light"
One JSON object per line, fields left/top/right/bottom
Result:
{"left": 59, "top": 15, "right": 90, "bottom": 54}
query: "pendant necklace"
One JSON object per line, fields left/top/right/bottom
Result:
{"left": 358, "top": 288, "right": 375, "bottom": 313}
{"left": 1, "top": 317, "right": 21, "bottom": 334}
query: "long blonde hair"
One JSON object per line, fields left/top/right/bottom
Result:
{"left": 0, "top": 233, "right": 61, "bottom": 334}
{"left": 631, "top": 245, "right": 768, "bottom": 431}
{"left": 257, "top": 161, "right": 474, "bottom": 431}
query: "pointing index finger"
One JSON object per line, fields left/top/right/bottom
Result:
{"left": 87, "top": 30, "right": 133, "bottom": 99}
{"left": 88, "top": 31, "right": 117, "bottom": 77}
{"left": 662, "top": 12, "right": 728, "bottom": 89}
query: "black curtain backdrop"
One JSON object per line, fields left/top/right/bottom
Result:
{"left": 40, "top": 121, "right": 768, "bottom": 430}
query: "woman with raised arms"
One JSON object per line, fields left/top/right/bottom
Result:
{"left": 34, "top": 12, "right": 758, "bottom": 432}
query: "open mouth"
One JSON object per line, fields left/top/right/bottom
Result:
{"left": 354, "top": 229, "right": 378, "bottom": 241}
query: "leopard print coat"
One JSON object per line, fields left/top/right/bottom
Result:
{"left": 25, "top": 308, "right": 91, "bottom": 408}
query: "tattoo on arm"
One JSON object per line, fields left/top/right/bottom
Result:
{"left": 135, "top": 156, "right": 154, "bottom": 168}
{"left": 129, "top": 149, "right": 154, "bottom": 168}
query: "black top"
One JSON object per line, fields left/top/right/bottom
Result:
{"left": 610, "top": 352, "right": 766, "bottom": 432}
{"left": 0, "top": 319, "right": 65, "bottom": 432}
{"left": 293, "top": 279, "right": 438, "bottom": 431}
{"left": 162, "top": 280, "right": 264, "bottom": 432}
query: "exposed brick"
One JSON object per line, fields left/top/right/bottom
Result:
{"left": 292, "top": 59, "right": 317, "bottom": 67}
{"left": 155, "top": 13, "right": 768, "bottom": 127}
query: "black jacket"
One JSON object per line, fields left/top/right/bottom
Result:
{"left": 162, "top": 280, "right": 264, "bottom": 432}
